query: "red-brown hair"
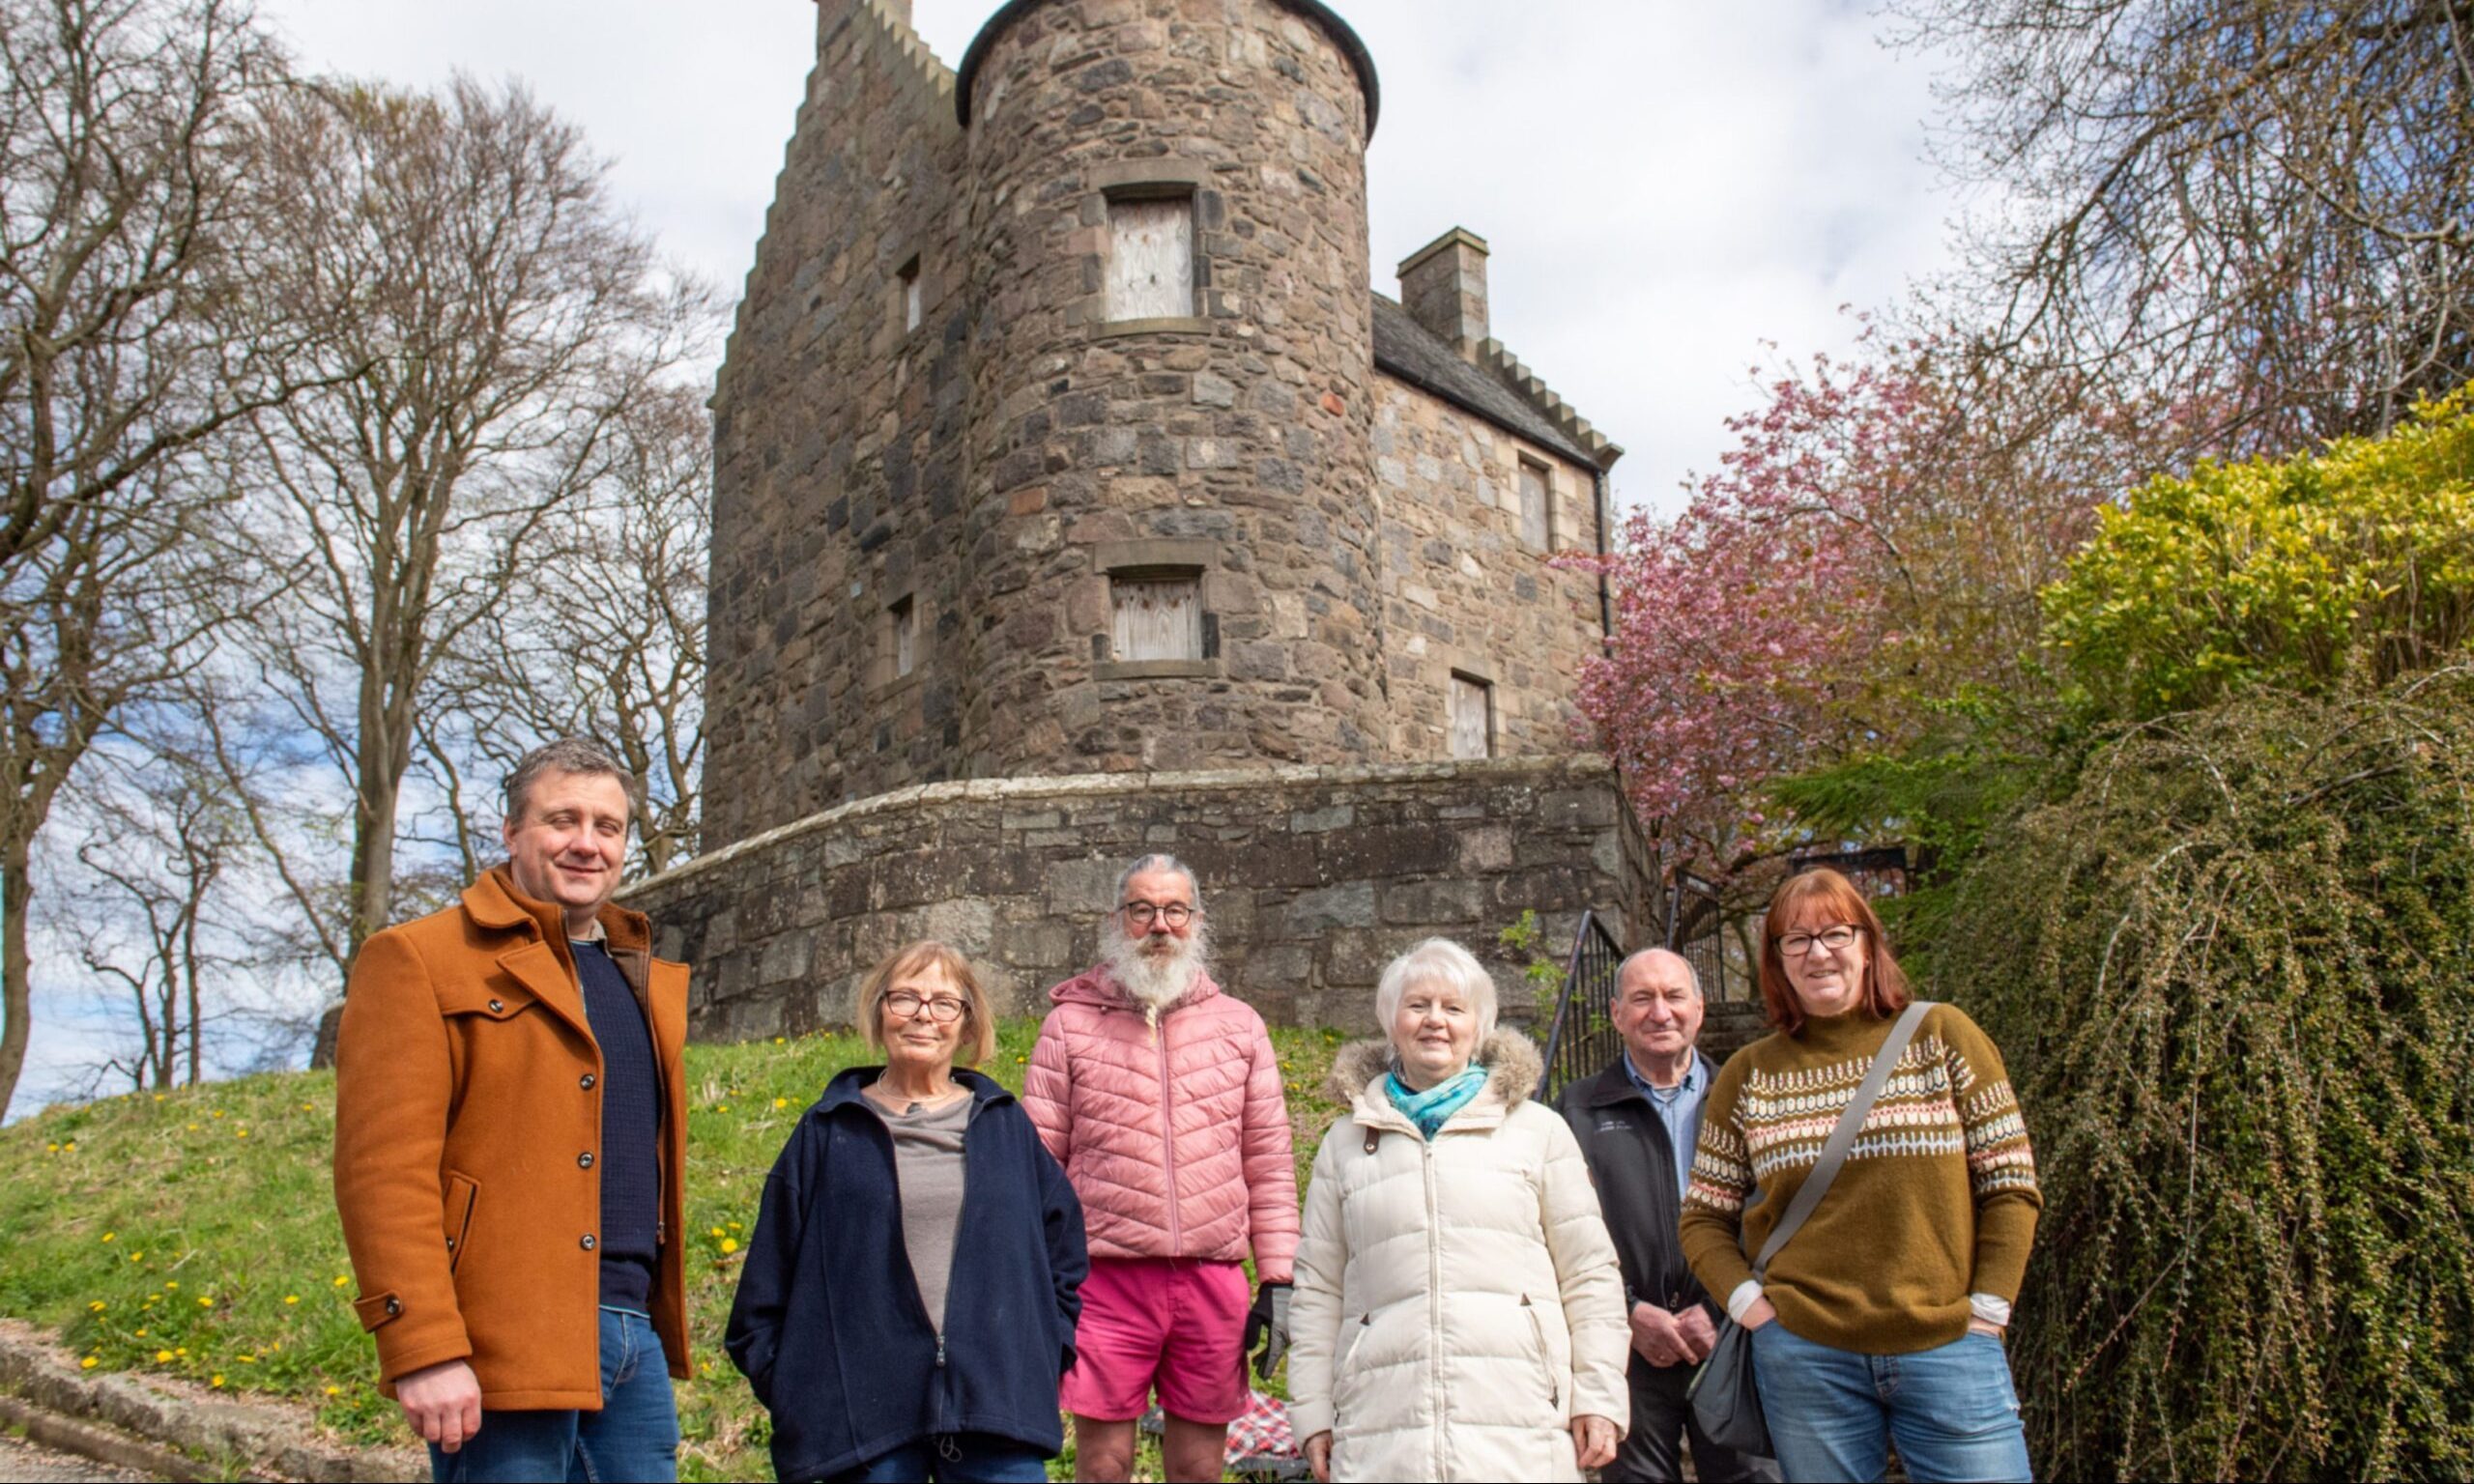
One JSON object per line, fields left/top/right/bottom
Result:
{"left": 1758, "top": 867, "right": 1912, "bottom": 1034}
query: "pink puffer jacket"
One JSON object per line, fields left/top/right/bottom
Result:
{"left": 1021, "top": 966, "right": 1298, "bottom": 1282}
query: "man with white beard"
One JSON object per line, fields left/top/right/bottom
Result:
{"left": 1021, "top": 855, "right": 1298, "bottom": 1484}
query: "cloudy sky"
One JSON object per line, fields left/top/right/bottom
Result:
{"left": 253, "top": 0, "right": 1966, "bottom": 515}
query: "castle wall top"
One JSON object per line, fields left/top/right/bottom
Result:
{"left": 952, "top": 0, "right": 1383, "bottom": 134}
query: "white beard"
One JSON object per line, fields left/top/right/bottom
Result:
{"left": 1102, "top": 924, "right": 1210, "bottom": 1024}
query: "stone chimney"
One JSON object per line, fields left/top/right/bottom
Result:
{"left": 1396, "top": 227, "right": 1489, "bottom": 360}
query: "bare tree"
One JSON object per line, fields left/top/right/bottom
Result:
{"left": 423, "top": 384, "right": 711, "bottom": 877}
{"left": 0, "top": 0, "right": 303, "bottom": 1115}
{"left": 213, "top": 74, "right": 703, "bottom": 1049}
{"left": 1898, "top": 0, "right": 2474, "bottom": 450}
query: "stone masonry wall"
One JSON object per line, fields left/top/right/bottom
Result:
{"left": 621, "top": 755, "right": 1649, "bottom": 1039}
{"left": 954, "top": 0, "right": 1388, "bottom": 779}
{"left": 1374, "top": 373, "right": 1603, "bottom": 759}
{"left": 704, "top": 1, "right": 971, "bottom": 847}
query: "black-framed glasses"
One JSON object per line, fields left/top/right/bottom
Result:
{"left": 884, "top": 990, "right": 968, "bottom": 1023}
{"left": 1778, "top": 925, "right": 1861, "bottom": 957}
{"left": 1119, "top": 901, "right": 1196, "bottom": 928}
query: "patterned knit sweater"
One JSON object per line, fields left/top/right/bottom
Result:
{"left": 1678, "top": 1003, "right": 2040, "bottom": 1355}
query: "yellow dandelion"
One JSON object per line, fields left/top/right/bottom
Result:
{"left": 301, "top": 1102, "right": 314, "bottom": 1112}
{"left": 772, "top": 1036, "right": 786, "bottom": 1044}
{"left": 284, "top": 1295, "right": 299, "bottom": 1305}
{"left": 324, "top": 1385, "right": 341, "bottom": 1396}
{"left": 174, "top": 1348, "right": 186, "bottom": 1356}
{"left": 332, "top": 1275, "right": 349, "bottom": 1287}
{"left": 210, "top": 1110, "right": 222, "bottom": 1119}
{"left": 154, "top": 1350, "right": 172, "bottom": 1363}
{"left": 211, "top": 1375, "right": 223, "bottom": 1388}
{"left": 163, "top": 1280, "right": 178, "bottom": 1289}
{"left": 62, "top": 1141, "right": 74, "bottom": 1152}
{"left": 88, "top": 1300, "right": 105, "bottom": 1312}
{"left": 717, "top": 1105, "right": 730, "bottom": 1113}
{"left": 198, "top": 1297, "right": 213, "bottom": 1307}
{"left": 773, "top": 1098, "right": 789, "bottom": 1109}
{"left": 708, "top": 1226, "right": 724, "bottom": 1239}
{"left": 129, "top": 1251, "right": 143, "bottom": 1261}
{"left": 101, "top": 1232, "right": 116, "bottom": 1242}
{"left": 80, "top": 1356, "right": 98, "bottom": 1370}
{"left": 236, "top": 1128, "right": 249, "bottom": 1139}
{"left": 720, "top": 1238, "right": 739, "bottom": 1254}
{"left": 153, "top": 1094, "right": 165, "bottom": 1102}
{"left": 186, "top": 1124, "right": 199, "bottom": 1132}
{"left": 134, "top": 1329, "right": 146, "bottom": 1337}
{"left": 237, "top": 1354, "right": 256, "bottom": 1363}
{"left": 44, "top": 1143, "right": 57, "bottom": 1153}
{"left": 728, "top": 1221, "right": 743, "bottom": 1231}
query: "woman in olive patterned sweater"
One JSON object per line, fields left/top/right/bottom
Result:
{"left": 1679, "top": 869, "right": 2040, "bottom": 1484}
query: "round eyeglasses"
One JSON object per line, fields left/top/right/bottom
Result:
{"left": 884, "top": 990, "right": 968, "bottom": 1023}
{"left": 1778, "top": 925, "right": 1861, "bottom": 957}
{"left": 1119, "top": 901, "right": 1195, "bottom": 928}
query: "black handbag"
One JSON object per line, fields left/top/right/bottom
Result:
{"left": 1686, "top": 1000, "right": 1936, "bottom": 1457}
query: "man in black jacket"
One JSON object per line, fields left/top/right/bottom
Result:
{"left": 1558, "top": 949, "right": 1778, "bottom": 1484}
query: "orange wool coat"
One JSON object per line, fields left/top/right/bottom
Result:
{"left": 332, "top": 867, "right": 691, "bottom": 1409}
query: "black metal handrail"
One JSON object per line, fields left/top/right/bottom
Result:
{"left": 1534, "top": 909, "right": 1625, "bottom": 1102}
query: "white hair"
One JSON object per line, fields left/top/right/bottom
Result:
{"left": 1374, "top": 938, "right": 1500, "bottom": 1046}
{"left": 1618, "top": 947, "right": 1703, "bottom": 998}
{"left": 1112, "top": 853, "right": 1201, "bottom": 912}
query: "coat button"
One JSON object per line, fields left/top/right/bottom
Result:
{"left": 385, "top": 1297, "right": 402, "bottom": 1316}
{"left": 580, "top": 1234, "right": 596, "bottom": 1251}
{"left": 487, "top": 999, "right": 504, "bottom": 1013}
{"left": 580, "top": 1073, "right": 596, "bottom": 1090}
{"left": 578, "top": 1153, "right": 594, "bottom": 1169}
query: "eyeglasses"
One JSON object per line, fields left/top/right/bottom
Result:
{"left": 1778, "top": 926, "right": 1861, "bottom": 957}
{"left": 1119, "top": 901, "right": 1196, "bottom": 928}
{"left": 884, "top": 991, "right": 968, "bottom": 1023}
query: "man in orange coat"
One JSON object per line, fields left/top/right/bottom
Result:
{"left": 333, "top": 739, "right": 691, "bottom": 1483}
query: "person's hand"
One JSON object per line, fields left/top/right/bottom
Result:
{"left": 1627, "top": 1300, "right": 1689, "bottom": 1367}
{"left": 395, "top": 1359, "right": 482, "bottom": 1453}
{"left": 1675, "top": 1303, "right": 1718, "bottom": 1363}
{"left": 1305, "top": 1430, "right": 1333, "bottom": 1483}
{"left": 1245, "top": 1280, "right": 1292, "bottom": 1379}
{"left": 1967, "top": 1318, "right": 2005, "bottom": 1339}
{"left": 1571, "top": 1413, "right": 1620, "bottom": 1470}
{"left": 1741, "top": 1296, "right": 1779, "bottom": 1331}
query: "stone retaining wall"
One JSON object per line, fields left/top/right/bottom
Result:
{"left": 623, "top": 755, "right": 1651, "bottom": 1038}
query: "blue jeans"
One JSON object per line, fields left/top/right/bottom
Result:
{"left": 1749, "top": 1322, "right": 2030, "bottom": 1483}
{"left": 427, "top": 1307, "right": 679, "bottom": 1483}
{"left": 816, "top": 1433, "right": 1050, "bottom": 1483}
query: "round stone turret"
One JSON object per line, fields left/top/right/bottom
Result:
{"left": 953, "top": 0, "right": 1387, "bottom": 775}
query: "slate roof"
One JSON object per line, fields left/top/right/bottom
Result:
{"left": 1369, "top": 295, "right": 1608, "bottom": 470}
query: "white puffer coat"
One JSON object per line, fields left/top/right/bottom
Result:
{"left": 1289, "top": 1031, "right": 1630, "bottom": 1483}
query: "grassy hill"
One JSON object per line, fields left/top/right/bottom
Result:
{"left": 0, "top": 1019, "right": 1356, "bottom": 1481}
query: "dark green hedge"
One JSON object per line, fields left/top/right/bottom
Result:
{"left": 1930, "top": 672, "right": 2474, "bottom": 1481}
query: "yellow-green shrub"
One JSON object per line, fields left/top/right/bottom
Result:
{"left": 2044, "top": 385, "right": 2474, "bottom": 719}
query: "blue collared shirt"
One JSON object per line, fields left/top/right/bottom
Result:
{"left": 1622, "top": 1048, "right": 1709, "bottom": 1201}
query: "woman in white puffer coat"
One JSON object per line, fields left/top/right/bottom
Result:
{"left": 1291, "top": 938, "right": 1629, "bottom": 1483}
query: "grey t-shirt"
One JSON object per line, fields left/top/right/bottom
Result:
{"left": 871, "top": 1094, "right": 970, "bottom": 1333}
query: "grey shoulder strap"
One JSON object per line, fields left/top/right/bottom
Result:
{"left": 1751, "top": 999, "right": 1935, "bottom": 1276}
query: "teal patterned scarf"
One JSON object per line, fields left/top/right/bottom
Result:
{"left": 1384, "top": 1065, "right": 1488, "bottom": 1139}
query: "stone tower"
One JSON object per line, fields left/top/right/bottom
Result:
{"left": 641, "top": 0, "right": 1645, "bottom": 1036}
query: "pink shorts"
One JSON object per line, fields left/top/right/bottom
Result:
{"left": 1059, "top": 1256, "right": 1251, "bottom": 1425}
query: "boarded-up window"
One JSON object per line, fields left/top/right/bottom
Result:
{"left": 1450, "top": 673, "right": 1493, "bottom": 759}
{"left": 1519, "top": 459, "right": 1552, "bottom": 551}
{"left": 1108, "top": 197, "right": 1194, "bottom": 322}
{"left": 900, "top": 257, "right": 923, "bottom": 332}
{"left": 1111, "top": 576, "right": 1201, "bottom": 661}
{"left": 891, "top": 596, "right": 916, "bottom": 678}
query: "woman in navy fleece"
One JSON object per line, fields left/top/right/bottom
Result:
{"left": 727, "top": 941, "right": 1087, "bottom": 1483}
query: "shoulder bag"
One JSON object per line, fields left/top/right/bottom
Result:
{"left": 1686, "top": 999, "right": 1936, "bottom": 1456}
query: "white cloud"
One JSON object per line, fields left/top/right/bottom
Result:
{"left": 255, "top": 0, "right": 1962, "bottom": 516}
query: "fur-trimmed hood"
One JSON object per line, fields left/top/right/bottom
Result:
{"left": 1324, "top": 1028, "right": 1544, "bottom": 1111}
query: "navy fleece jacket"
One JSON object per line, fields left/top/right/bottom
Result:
{"left": 725, "top": 1067, "right": 1086, "bottom": 1481}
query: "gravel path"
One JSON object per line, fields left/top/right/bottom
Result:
{"left": 0, "top": 1429, "right": 158, "bottom": 1482}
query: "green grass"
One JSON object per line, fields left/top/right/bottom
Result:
{"left": 0, "top": 1020, "right": 1356, "bottom": 1481}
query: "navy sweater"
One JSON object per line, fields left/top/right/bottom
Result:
{"left": 572, "top": 939, "right": 660, "bottom": 1312}
{"left": 725, "top": 1069, "right": 1086, "bottom": 1481}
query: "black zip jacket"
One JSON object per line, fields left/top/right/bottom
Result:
{"left": 1556, "top": 1052, "right": 1719, "bottom": 1354}
{"left": 726, "top": 1067, "right": 1087, "bottom": 1481}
